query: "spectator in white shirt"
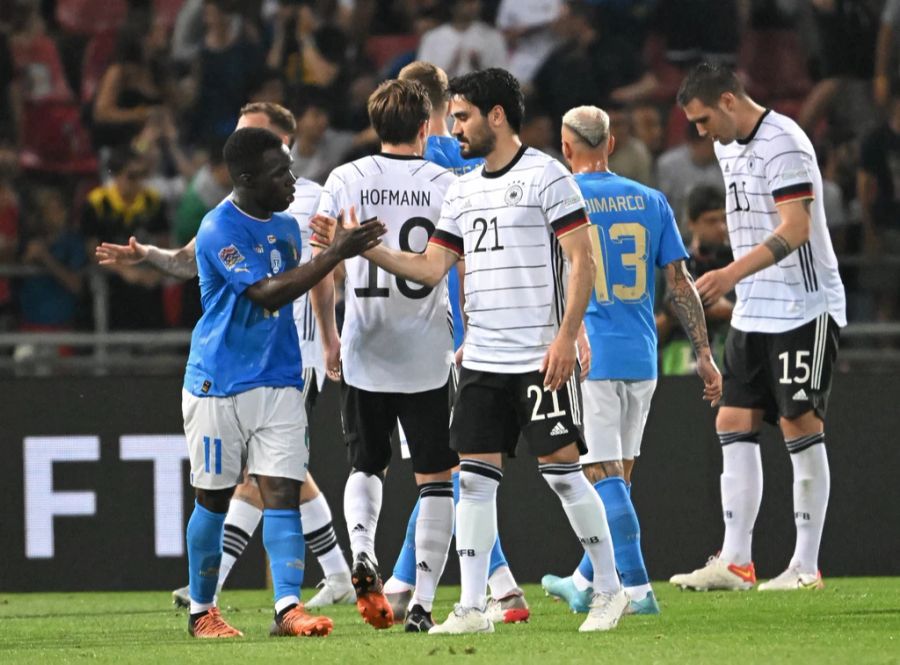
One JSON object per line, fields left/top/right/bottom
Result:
{"left": 417, "top": 0, "right": 507, "bottom": 78}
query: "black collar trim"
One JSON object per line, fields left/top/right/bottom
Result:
{"left": 737, "top": 109, "right": 771, "bottom": 145}
{"left": 481, "top": 145, "right": 528, "bottom": 179}
{"left": 377, "top": 152, "right": 421, "bottom": 160}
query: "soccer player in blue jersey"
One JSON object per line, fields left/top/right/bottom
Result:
{"left": 181, "top": 126, "right": 384, "bottom": 638}
{"left": 541, "top": 106, "right": 722, "bottom": 614}
{"left": 386, "top": 61, "right": 528, "bottom": 625}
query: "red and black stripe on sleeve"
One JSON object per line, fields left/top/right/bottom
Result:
{"left": 550, "top": 208, "right": 590, "bottom": 238}
{"left": 429, "top": 228, "right": 464, "bottom": 257}
{"left": 772, "top": 182, "right": 814, "bottom": 205}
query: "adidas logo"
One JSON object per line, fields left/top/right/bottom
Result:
{"left": 416, "top": 561, "right": 432, "bottom": 573}
{"left": 352, "top": 523, "right": 367, "bottom": 533}
{"left": 724, "top": 163, "right": 730, "bottom": 173}
{"left": 792, "top": 388, "right": 809, "bottom": 401}
{"left": 550, "top": 422, "right": 569, "bottom": 436}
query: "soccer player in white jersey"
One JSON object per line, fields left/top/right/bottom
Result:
{"left": 670, "top": 63, "right": 846, "bottom": 591}
{"left": 313, "top": 79, "right": 459, "bottom": 633}
{"left": 95, "top": 103, "right": 355, "bottom": 607}
{"left": 314, "top": 68, "right": 628, "bottom": 634}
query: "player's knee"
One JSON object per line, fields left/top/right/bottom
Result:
{"left": 779, "top": 411, "right": 824, "bottom": 440}
{"left": 299, "top": 475, "right": 320, "bottom": 504}
{"left": 256, "top": 476, "right": 302, "bottom": 510}
{"left": 195, "top": 487, "right": 235, "bottom": 513}
{"left": 583, "top": 460, "right": 624, "bottom": 484}
{"left": 233, "top": 481, "right": 263, "bottom": 507}
{"left": 716, "top": 406, "right": 759, "bottom": 433}
{"left": 350, "top": 466, "right": 386, "bottom": 480}
{"left": 537, "top": 442, "right": 581, "bottom": 465}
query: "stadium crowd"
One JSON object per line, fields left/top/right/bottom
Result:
{"left": 0, "top": 0, "right": 897, "bottom": 369}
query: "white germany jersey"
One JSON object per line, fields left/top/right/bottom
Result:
{"left": 715, "top": 110, "right": 846, "bottom": 333}
{"left": 431, "top": 146, "right": 589, "bottom": 373}
{"left": 287, "top": 178, "right": 325, "bottom": 389}
{"left": 318, "top": 153, "right": 456, "bottom": 393}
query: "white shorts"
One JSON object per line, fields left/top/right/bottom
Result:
{"left": 581, "top": 379, "right": 657, "bottom": 464}
{"left": 182, "top": 386, "right": 309, "bottom": 490}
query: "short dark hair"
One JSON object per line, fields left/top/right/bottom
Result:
{"left": 107, "top": 145, "right": 142, "bottom": 175}
{"left": 239, "top": 101, "right": 296, "bottom": 137}
{"left": 290, "top": 87, "right": 331, "bottom": 119}
{"left": 687, "top": 184, "right": 726, "bottom": 221}
{"left": 367, "top": 79, "right": 431, "bottom": 145}
{"left": 449, "top": 68, "right": 525, "bottom": 133}
{"left": 223, "top": 127, "right": 284, "bottom": 180}
{"left": 677, "top": 61, "right": 745, "bottom": 108}
{"left": 399, "top": 61, "right": 449, "bottom": 112}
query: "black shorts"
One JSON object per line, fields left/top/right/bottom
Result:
{"left": 450, "top": 368, "right": 586, "bottom": 458}
{"left": 722, "top": 313, "right": 840, "bottom": 425}
{"left": 341, "top": 378, "right": 458, "bottom": 475}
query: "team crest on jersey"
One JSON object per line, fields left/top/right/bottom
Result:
{"left": 218, "top": 245, "right": 244, "bottom": 271}
{"left": 267, "top": 234, "right": 277, "bottom": 244}
{"left": 270, "top": 248, "right": 283, "bottom": 273}
{"left": 504, "top": 181, "right": 525, "bottom": 206}
{"left": 254, "top": 244, "right": 264, "bottom": 253}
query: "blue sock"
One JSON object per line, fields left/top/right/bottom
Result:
{"left": 263, "top": 509, "right": 305, "bottom": 604}
{"left": 187, "top": 500, "right": 226, "bottom": 604}
{"left": 391, "top": 500, "right": 420, "bottom": 586}
{"left": 577, "top": 477, "right": 649, "bottom": 588}
{"left": 488, "top": 531, "right": 509, "bottom": 577}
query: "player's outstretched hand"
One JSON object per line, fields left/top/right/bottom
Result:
{"left": 695, "top": 266, "right": 737, "bottom": 307}
{"left": 331, "top": 207, "right": 386, "bottom": 259}
{"left": 541, "top": 333, "right": 577, "bottom": 391}
{"left": 95, "top": 236, "right": 148, "bottom": 266}
{"left": 697, "top": 354, "right": 723, "bottom": 407}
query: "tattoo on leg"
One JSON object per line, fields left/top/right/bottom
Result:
{"left": 584, "top": 460, "right": 624, "bottom": 483}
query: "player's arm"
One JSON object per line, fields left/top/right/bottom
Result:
{"left": 542, "top": 225, "right": 595, "bottom": 391}
{"left": 245, "top": 216, "right": 385, "bottom": 312}
{"left": 665, "top": 259, "right": 723, "bottom": 405}
{"left": 310, "top": 268, "right": 341, "bottom": 380}
{"left": 696, "top": 198, "right": 812, "bottom": 305}
{"left": 95, "top": 236, "right": 199, "bottom": 280}
{"left": 310, "top": 207, "right": 456, "bottom": 288}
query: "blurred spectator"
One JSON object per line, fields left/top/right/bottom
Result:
{"left": 607, "top": 107, "right": 654, "bottom": 187}
{"left": 631, "top": 102, "right": 665, "bottom": 160}
{"left": 495, "top": 0, "right": 561, "bottom": 84}
{"left": 82, "top": 145, "right": 168, "bottom": 329}
{"left": 658, "top": 184, "right": 732, "bottom": 375}
{"left": 382, "top": 8, "right": 442, "bottom": 80}
{"left": 18, "top": 187, "right": 85, "bottom": 334}
{"left": 799, "top": 0, "right": 879, "bottom": 136}
{"left": 875, "top": 0, "right": 900, "bottom": 108}
{"left": 174, "top": 138, "right": 229, "bottom": 246}
{"left": 190, "top": 0, "right": 264, "bottom": 141}
{"left": 0, "top": 25, "right": 19, "bottom": 145}
{"left": 817, "top": 138, "right": 849, "bottom": 247}
{"left": 133, "top": 109, "right": 197, "bottom": 219}
{"left": 0, "top": 162, "right": 18, "bottom": 332}
{"left": 417, "top": 0, "right": 507, "bottom": 78}
{"left": 657, "top": 0, "right": 741, "bottom": 66}
{"left": 91, "top": 22, "right": 167, "bottom": 150}
{"left": 857, "top": 89, "right": 900, "bottom": 323}
{"left": 657, "top": 124, "right": 723, "bottom": 232}
{"left": 248, "top": 66, "right": 286, "bottom": 105}
{"left": 532, "top": 1, "right": 652, "bottom": 135}
{"left": 290, "top": 91, "right": 356, "bottom": 184}
{"left": 267, "top": 1, "right": 348, "bottom": 99}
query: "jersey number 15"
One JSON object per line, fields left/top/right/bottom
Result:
{"left": 589, "top": 222, "right": 649, "bottom": 303}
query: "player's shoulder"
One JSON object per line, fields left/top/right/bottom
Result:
{"left": 327, "top": 156, "right": 378, "bottom": 185}
{"left": 196, "top": 199, "right": 238, "bottom": 243}
{"left": 748, "top": 110, "right": 813, "bottom": 150}
{"left": 293, "top": 176, "right": 322, "bottom": 196}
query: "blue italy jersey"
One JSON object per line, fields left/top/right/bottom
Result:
{"left": 425, "top": 135, "right": 483, "bottom": 349}
{"left": 184, "top": 199, "right": 304, "bottom": 397}
{"left": 577, "top": 171, "right": 688, "bottom": 381}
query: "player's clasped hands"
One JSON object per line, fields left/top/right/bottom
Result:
{"left": 310, "top": 206, "right": 383, "bottom": 255}
{"left": 697, "top": 354, "right": 723, "bottom": 407}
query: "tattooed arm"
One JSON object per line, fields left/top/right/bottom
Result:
{"left": 665, "top": 259, "right": 723, "bottom": 406}
{"left": 96, "top": 237, "right": 199, "bottom": 280}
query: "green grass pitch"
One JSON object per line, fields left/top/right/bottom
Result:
{"left": 2, "top": 580, "right": 898, "bottom": 664}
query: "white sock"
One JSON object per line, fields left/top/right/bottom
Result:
{"left": 274, "top": 595, "right": 300, "bottom": 614}
{"left": 625, "top": 583, "right": 653, "bottom": 601}
{"left": 190, "top": 599, "right": 215, "bottom": 614}
{"left": 572, "top": 568, "right": 591, "bottom": 592}
{"left": 301, "top": 493, "right": 350, "bottom": 578}
{"left": 488, "top": 566, "right": 518, "bottom": 600}
{"left": 456, "top": 460, "right": 502, "bottom": 610}
{"left": 383, "top": 576, "right": 415, "bottom": 594}
{"left": 718, "top": 435, "right": 763, "bottom": 565}
{"left": 411, "top": 481, "right": 455, "bottom": 612}
{"left": 540, "top": 463, "right": 619, "bottom": 595}
{"left": 343, "top": 471, "right": 383, "bottom": 562}
{"left": 786, "top": 437, "right": 829, "bottom": 573}
{"left": 217, "top": 498, "right": 262, "bottom": 593}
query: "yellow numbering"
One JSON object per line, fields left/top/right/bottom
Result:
{"left": 588, "top": 222, "right": 648, "bottom": 304}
